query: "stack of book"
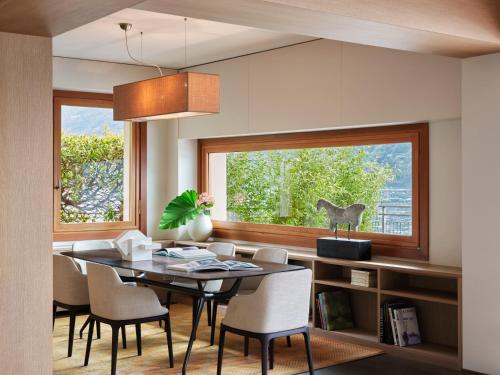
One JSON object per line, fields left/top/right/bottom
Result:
{"left": 380, "top": 300, "right": 421, "bottom": 347}
{"left": 351, "top": 269, "right": 376, "bottom": 287}
{"left": 316, "top": 290, "right": 353, "bottom": 331}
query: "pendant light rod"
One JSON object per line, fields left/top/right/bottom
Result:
{"left": 119, "top": 22, "right": 163, "bottom": 76}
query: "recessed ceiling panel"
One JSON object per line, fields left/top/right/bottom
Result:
{"left": 53, "top": 8, "right": 315, "bottom": 69}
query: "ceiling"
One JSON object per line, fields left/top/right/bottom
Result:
{"left": 2, "top": 0, "right": 500, "bottom": 59}
{"left": 53, "top": 8, "right": 315, "bottom": 69}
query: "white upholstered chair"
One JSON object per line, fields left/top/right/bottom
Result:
{"left": 216, "top": 269, "right": 314, "bottom": 375}
{"left": 72, "top": 240, "right": 141, "bottom": 340}
{"left": 53, "top": 254, "right": 100, "bottom": 357}
{"left": 210, "top": 247, "right": 289, "bottom": 346}
{"left": 165, "top": 242, "right": 236, "bottom": 335}
{"left": 84, "top": 262, "right": 173, "bottom": 375}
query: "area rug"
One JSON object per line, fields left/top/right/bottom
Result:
{"left": 53, "top": 303, "right": 382, "bottom": 374}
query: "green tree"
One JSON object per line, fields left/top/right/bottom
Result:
{"left": 60, "top": 129, "right": 125, "bottom": 223}
{"left": 226, "top": 147, "right": 392, "bottom": 232}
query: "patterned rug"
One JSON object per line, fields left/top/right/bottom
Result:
{"left": 53, "top": 303, "right": 382, "bottom": 374}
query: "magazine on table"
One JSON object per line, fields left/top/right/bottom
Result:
{"left": 154, "top": 246, "right": 216, "bottom": 260}
{"left": 167, "top": 258, "right": 263, "bottom": 272}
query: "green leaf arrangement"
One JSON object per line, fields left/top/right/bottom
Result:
{"left": 159, "top": 190, "right": 202, "bottom": 230}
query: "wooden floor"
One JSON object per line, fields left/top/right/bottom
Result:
{"left": 298, "top": 353, "right": 461, "bottom": 374}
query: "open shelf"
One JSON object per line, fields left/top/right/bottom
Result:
{"left": 315, "top": 278, "right": 378, "bottom": 293}
{"left": 380, "top": 287, "right": 458, "bottom": 305}
{"left": 380, "top": 341, "right": 458, "bottom": 367}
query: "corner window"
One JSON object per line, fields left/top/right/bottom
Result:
{"left": 53, "top": 91, "right": 146, "bottom": 239}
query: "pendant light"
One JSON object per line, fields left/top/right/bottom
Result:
{"left": 113, "top": 20, "right": 220, "bottom": 122}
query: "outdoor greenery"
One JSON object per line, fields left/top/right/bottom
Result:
{"left": 226, "top": 147, "right": 393, "bottom": 232}
{"left": 60, "top": 130, "right": 125, "bottom": 223}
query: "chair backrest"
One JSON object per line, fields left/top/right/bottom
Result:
{"left": 253, "top": 247, "right": 288, "bottom": 264}
{"left": 225, "top": 269, "right": 312, "bottom": 333}
{"left": 72, "top": 240, "right": 114, "bottom": 251}
{"left": 72, "top": 239, "right": 134, "bottom": 277}
{"left": 86, "top": 262, "right": 124, "bottom": 318}
{"left": 206, "top": 242, "right": 236, "bottom": 257}
{"left": 238, "top": 248, "right": 289, "bottom": 291}
{"left": 53, "top": 254, "right": 89, "bottom": 306}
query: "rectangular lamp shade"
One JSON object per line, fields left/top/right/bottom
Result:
{"left": 113, "top": 72, "right": 220, "bottom": 121}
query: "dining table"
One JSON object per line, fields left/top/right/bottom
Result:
{"left": 61, "top": 249, "right": 304, "bottom": 374}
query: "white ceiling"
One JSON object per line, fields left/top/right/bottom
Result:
{"left": 53, "top": 8, "right": 315, "bottom": 69}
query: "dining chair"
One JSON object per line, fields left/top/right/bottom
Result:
{"left": 216, "top": 268, "right": 314, "bottom": 375}
{"left": 164, "top": 242, "right": 236, "bottom": 334}
{"left": 53, "top": 254, "right": 100, "bottom": 357}
{"left": 210, "top": 247, "right": 290, "bottom": 347}
{"left": 84, "top": 262, "right": 174, "bottom": 375}
{"left": 72, "top": 239, "right": 141, "bottom": 341}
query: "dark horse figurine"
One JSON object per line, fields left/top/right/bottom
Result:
{"left": 317, "top": 199, "right": 366, "bottom": 239}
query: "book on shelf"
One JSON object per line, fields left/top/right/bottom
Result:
{"left": 315, "top": 290, "right": 353, "bottom": 331}
{"left": 350, "top": 269, "right": 376, "bottom": 287}
{"left": 394, "top": 307, "right": 421, "bottom": 346}
{"left": 380, "top": 299, "right": 421, "bottom": 346}
{"left": 154, "top": 247, "right": 216, "bottom": 260}
{"left": 167, "top": 258, "right": 263, "bottom": 272}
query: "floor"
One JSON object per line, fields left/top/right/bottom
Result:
{"left": 299, "top": 354, "right": 461, "bottom": 375}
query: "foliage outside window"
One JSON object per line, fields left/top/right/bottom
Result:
{"left": 199, "top": 124, "right": 428, "bottom": 259}
{"left": 53, "top": 92, "right": 142, "bottom": 238}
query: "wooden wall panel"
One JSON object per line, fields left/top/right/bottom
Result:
{"left": 0, "top": 32, "right": 53, "bottom": 374}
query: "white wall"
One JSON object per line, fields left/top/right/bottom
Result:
{"left": 0, "top": 32, "right": 53, "bottom": 375}
{"left": 178, "top": 39, "right": 462, "bottom": 266}
{"left": 462, "top": 53, "right": 500, "bottom": 374}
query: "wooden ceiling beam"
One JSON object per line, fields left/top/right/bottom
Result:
{"left": 0, "top": 0, "right": 145, "bottom": 37}
{"left": 135, "top": 0, "right": 500, "bottom": 57}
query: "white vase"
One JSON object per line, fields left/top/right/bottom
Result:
{"left": 188, "top": 213, "right": 213, "bottom": 242}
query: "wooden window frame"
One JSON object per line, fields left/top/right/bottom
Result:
{"left": 199, "top": 123, "right": 429, "bottom": 260}
{"left": 53, "top": 90, "right": 147, "bottom": 241}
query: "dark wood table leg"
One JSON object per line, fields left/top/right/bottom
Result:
{"left": 181, "top": 296, "right": 206, "bottom": 375}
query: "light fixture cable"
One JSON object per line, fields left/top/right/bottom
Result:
{"left": 120, "top": 23, "right": 163, "bottom": 76}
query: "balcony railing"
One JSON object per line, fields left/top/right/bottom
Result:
{"left": 371, "top": 203, "right": 412, "bottom": 235}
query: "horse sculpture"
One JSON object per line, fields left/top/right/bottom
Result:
{"left": 317, "top": 199, "right": 366, "bottom": 239}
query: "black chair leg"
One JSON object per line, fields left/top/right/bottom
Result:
{"left": 287, "top": 335, "right": 292, "bottom": 347}
{"left": 269, "top": 338, "right": 275, "bottom": 370}
{"left": 111, "top": 325, "right": 119, "bottom": 375}
{"left": 84, "top": 318, "right": 94, "bottom": 366}
{"left": 121, "top": 325, "right": 127, "bottom": 349}
{"left": 210, "top": 301, "right": 218, "bottom": 346}
{"left": 260, "top": 337, "right": 269, "bottom": 375}
{"left": 135, "top": 324, "right": 142, "bottom": 356}
{"left": 216, "top": 326, "right": 226, "bottom": 375}
{"left": 244, "top": 336, "right": 250, "bottom": 356}
{"left": 164, "top": 313, "right": 174, "bottom": 368}
{"left": 79, "top": 316, "right": 91, "bottom": 339}
{"left": 207, "top": 300, "right": 212, "bottom": 326}
{"left": 52, "top": 304, "right": 56, "bottom": 331}
{"left": 97, "top": 321, "right": 101, "bottom": 339}
{"left": 303, "top": 330, "right": 314, "bottom": 374}
{"left": 166, "top": 291, "right": 172, "bottom": 309}
{"left": 68, "top": 312, "right": 76, "bottom": 357}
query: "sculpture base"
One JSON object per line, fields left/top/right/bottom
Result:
{"left": 317, "top": 237, "right": 372, "bottom": 261}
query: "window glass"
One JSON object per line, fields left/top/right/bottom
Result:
{"left": 209, "top": 143, "right": 412, "bottom": 236}
{"left": 59, "top": 105, "right": 131, "bottom": 224}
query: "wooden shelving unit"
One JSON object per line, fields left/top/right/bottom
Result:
{"left": 174, "top": 240, "right": 462, "bottom": 370}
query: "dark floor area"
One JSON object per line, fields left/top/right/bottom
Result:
{"left": 298, "top": 353, "right": 461, "bottom": 375}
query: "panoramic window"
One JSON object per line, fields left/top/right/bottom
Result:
{"left": 53, "top": 91, "right": 145, "bottom": 238}
{"left": 199, "top": 124, "right": 428, "bottom": 259}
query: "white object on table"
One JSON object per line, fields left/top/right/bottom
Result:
{"left": 114, "top": 230, "right": 161, "bottom": 261}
